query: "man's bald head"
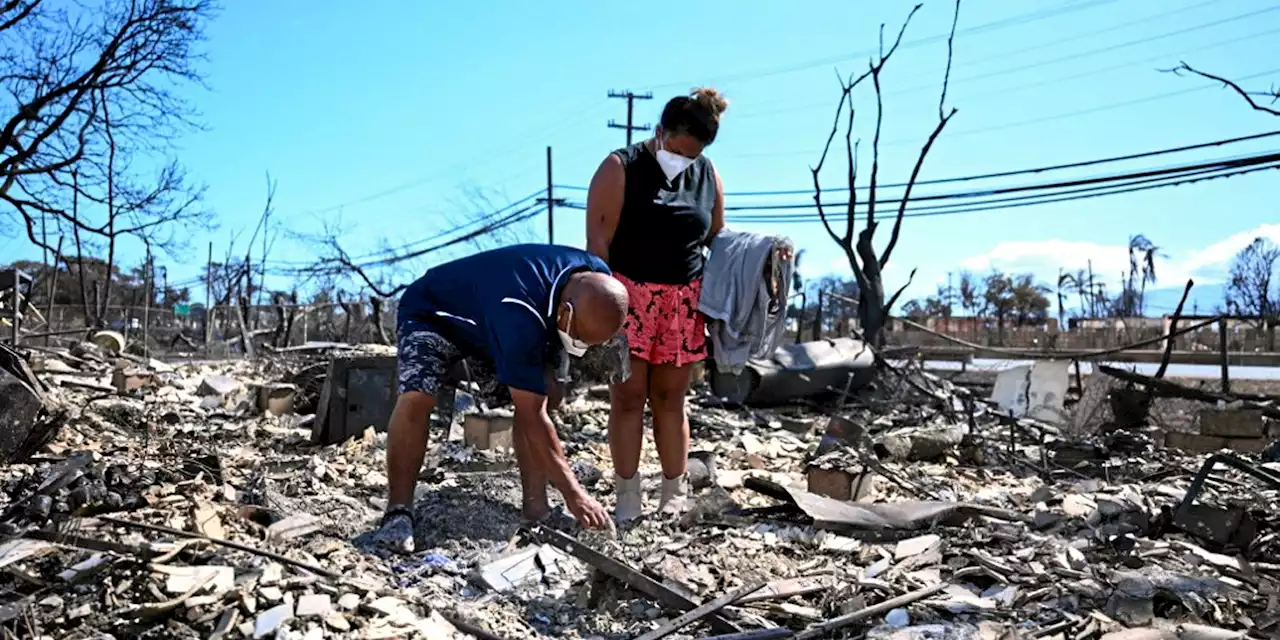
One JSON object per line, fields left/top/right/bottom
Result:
{"left": 557, "top": 272, "right": 628, "bottom": 345}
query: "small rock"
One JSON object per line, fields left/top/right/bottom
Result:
{"left": 253, "top": 602, "right": 294, "bottom": 639}
{"left": 885, "top": 607, "right": 910, "bottom": 627}
{"left": 337, "top": 593, "right": 360, "bottom": 611}
{"left": 296, "top": 594, "right": 331, "bottom": 618}
{"left": 324, "top": 612, "right": 351, "bottom": 631}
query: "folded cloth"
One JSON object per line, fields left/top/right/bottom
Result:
{"left": 698, "top": 229, "right": 794, "bottom": 374}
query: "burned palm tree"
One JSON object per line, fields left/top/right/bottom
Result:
{"left": 1126, "top": 234, "right": 1162, "bottom": 316}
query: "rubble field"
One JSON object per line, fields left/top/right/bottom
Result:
{"left": 1, "top": 341, "right": 1278, "bottom": 640}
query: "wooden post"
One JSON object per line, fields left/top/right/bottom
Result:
{"left": 45, "top": 239, "right": 64, "bottom": 346}
{"left": 813, "top": 290, "right": 825, "bottom": 342}
{"left": 1218, "top": 317, "right": 1230, "bottom": 394}
{"left": 9, "top": 268, "right": 19, "bottom": 345}
{"left": 142, "top": 252, "right": 152, "bottom": 352}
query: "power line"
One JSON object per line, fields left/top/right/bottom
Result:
{"left": 727, "top": 155, "right": 1279, "bottom": 219}
{"left": 735, "top": 0, "right": 1230, "bottom": 117}
{"left": 726, "top": 66, "right": 1280, "bottom": 160}
{"left": 734, "top": 23, "right": 1280, "bottom": 122}
{"left": 556, "top": 149, "right": 1280, "bottom": 221}
{"left": 721, "top": 161, "right": 1280, "bottom": 223}
{"left": 639, "top": 0, "right": 1121, "bottom": 92}
{"left": 894, "top": 3, "right": 1280, "bottom": 97}
{"left": 290, "top": 203, "right": 548, "bottom": 275}
{"left": 554, "top": 130, "right": 1280, "bottom": 197}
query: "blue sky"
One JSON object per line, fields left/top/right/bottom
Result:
{"left": 4, "top": 0, "right": 1279, "bottom": 314}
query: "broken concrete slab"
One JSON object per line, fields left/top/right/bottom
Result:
{"left": 1172, "top": 503, "right": 1258, "bottom": 549}
{"left": 198, "top": 375, "right": 243, "bottom": 397}
{"left": 1198, "top": 408, "right": 1266, "bottom": 438}
{"left": 874, "top": 424, "right": 965, "bottom": 462}
{"left": 1165, "top": 432, "right": 1270, "bottom": 455}
{"left": 991, "top": 360, "right": 1070, "bottom": 424}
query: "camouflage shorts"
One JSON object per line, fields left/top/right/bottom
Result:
{"left": 396, "top": 325, "right": 499, "bottom": 395}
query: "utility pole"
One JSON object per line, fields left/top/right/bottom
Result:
{"left": 546, "top": 146, "right": 554, "bottom": 244}
{"left": 537, "top": 146, "right": 565, "bottom": 244}
{"left": 205, "top": 242, "right": 213, "bottom": 349}
{"left": 142, "top": 250, "right": 152, "bottom": 349}
{"left": 608, "top": 90, "right": 653, "bottom": 145}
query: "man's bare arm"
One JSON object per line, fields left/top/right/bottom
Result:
{"left": 510, "top": 388, "right": 579, "bottom": 495}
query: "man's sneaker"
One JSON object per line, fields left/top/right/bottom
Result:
{"left": 614, "top": 473, "right": 643, "bottom": 522}
{"left": 371, "top": 506, "right": 415, "bottom": 554}
{"left": 658, "top": 473, "right": 691, "bottom": 515}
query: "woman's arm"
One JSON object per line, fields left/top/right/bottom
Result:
{"left": 586, "top": 154, "right": 626, "bottom": 262}
{"left": 705, "top": 161, "right": 725, "bottom": 246}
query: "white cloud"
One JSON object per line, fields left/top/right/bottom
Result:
{"left": 957, "top": 224, "right": 1280, "bottom": 291}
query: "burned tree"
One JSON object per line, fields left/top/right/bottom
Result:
{"left": 811, "top": 2, "right": 961, "bottom": 348}
{"left": 0, "top": 1, "right": 214, "bottom": 253}
{"left": 1166, "top": 62, "right": 1279, "bottom": 117}
{"left": 1225, "top": 237, "right": 1280, "bottom": 351}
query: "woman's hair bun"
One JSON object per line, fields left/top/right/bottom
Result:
{"left": 691, "top": 87, "right": 728, "bottom": 116}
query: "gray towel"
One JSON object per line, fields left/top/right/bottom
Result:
{"left": 698, "top": 229, "right": 794, "bottom": 374}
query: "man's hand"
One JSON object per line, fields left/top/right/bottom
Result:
{"left": 563, "top": 487, "right": 613, "bottom": 531}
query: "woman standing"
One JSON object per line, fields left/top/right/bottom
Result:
{"left": 585, "top": 87, "right": 727, "bottom": 521}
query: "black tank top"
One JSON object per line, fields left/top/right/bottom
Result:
{"left": 607, "top": 140, "right": 716, "bottom": 285}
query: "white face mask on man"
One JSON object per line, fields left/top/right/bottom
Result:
{"left": 655, "top": 137, "right": 695, "bottom": 182}
{"left": 558, "top": 303, "right": 590, "bottom": 358}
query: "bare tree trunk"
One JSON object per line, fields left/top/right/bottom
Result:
{"left": 271, "top": 293, "right": 287, "bottom": 347}
{"left": 282, "top": 291, "right": 299, "bottom": 347}
{"left": 809, "top": 2, "right": 957, "bottom": 349}
{"left": 370, "top": 296, "right": 389, "bottom": 345}
{"left": 236, "top": 295, "right": 256, "bottom": 358}
{"left": 338, "top": 293, "right": 354, "bottom": 343}
{"left": 100, "top": 90, "right": 118, "bottom": 323}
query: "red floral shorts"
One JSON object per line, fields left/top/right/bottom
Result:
{"left": 615, "top": 273, "right": 707, "bottom": 368}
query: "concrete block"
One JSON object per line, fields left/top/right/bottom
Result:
{"left": 463, "top": 411, "right": 514, "bottom": 451}
{"left": 1173, "top": 503, "right": 1257, "bottom": 549}
{"left": 111, "top": 369, "right": 154, "bottom": 393}
{"left": 1165, "top": 432, "right": 1270, "bottom": 455}
{"left": 257, "top": 383, "right": 297, "bottom": 416}
{"left": 805, "top": 465, "right": 874, "bottom": 502}
{"left": 1198, "top": 408, "right": 1266, "bottom": 438}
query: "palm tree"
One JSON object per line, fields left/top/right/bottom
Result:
{"left": 1057, "top": 269, "right": 1073, "bottom": 327}
{"left": 1126, "top": 234, "right": 1163, "bottom": 316}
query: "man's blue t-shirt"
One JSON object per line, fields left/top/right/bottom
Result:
{"left": 397, "top": 244, "right": 611, "bottom": 396}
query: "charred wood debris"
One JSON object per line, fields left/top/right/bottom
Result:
{"left": 0, "top": 337, "right": 1278, "bottom": 640}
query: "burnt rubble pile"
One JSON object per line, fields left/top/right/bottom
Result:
{"left": 0, "top": 341, "right": 1277, "bottom": 639}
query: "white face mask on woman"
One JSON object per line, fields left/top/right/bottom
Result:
{"left": 655, "top": 137, "right": 695, "bottom": 182}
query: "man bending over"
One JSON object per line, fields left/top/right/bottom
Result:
{"left": 374, "top": 244, "right": 628, "bottom": 552}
